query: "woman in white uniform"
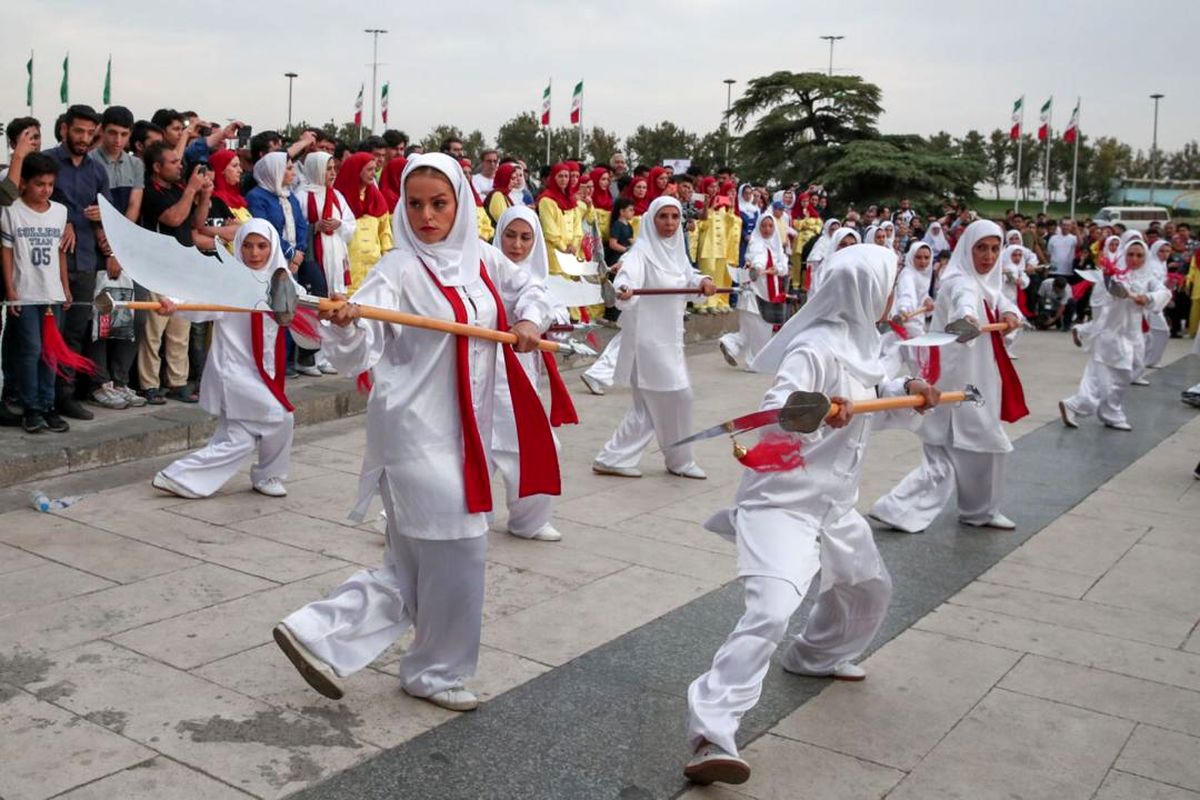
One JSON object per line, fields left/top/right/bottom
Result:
{"left": 879, "top": 241, "right": 935, "bottom": 376}
{"left": 806, "top": 228, "right": 861, "bottom": 297}
{"left": 592, "top": 196, "right": 716, "bottom": 479}
{"left": 1137, "top": 239, "right": 1173, "bottom": 379}
{"left": 869, "top": 220, "right": 1026, "bottom": 534}
{"left": 684, "top": 244, "right": 940, "bottom": 787}
{"left": 1059, "top": 239, "right": 1171, "bottom": 431}
{"left": 491, "top": 205, "right": 577, "bottom": 541}
{"left": 718, "top": 214, "right": 787, "bottom": 369}
{"left": 274, "top": 154, "right": 557, "bottom": 712}
{"left": 151, "top": 221, "right": 299, "bottom": 500}
{"left": 999, "top": 244, "right": 1032, "bottom": 357}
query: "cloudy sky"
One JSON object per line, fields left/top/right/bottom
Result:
{"left": 7, "top": 0, "right": 1197, "bottom": 155}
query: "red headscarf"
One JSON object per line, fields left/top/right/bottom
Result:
{"left": 379, "top": 156, "right": 406, "bottom": 212}
{"left": 210, "top": 149, "right": 246, "bottom": 210}
{"left": 647, "top": 166, "right": 669, "bottom": 202}
{"left": 623, "top": 175, "right": 651, "bottom": 215}
{"left": 492, "top": 162, "right": 516, "bottom": 196}
{"left": 589, "top": 167, "right": 613, "bottom": 211}
{"left": 537, "top": 163, "right": 574, "bottom": 212}
{"left": 566, "top": 161, "right": 581, "bottom": 194}
{"left": 333, "top": 153, "right": 388, "bottom": 218}
{"left": 459, "top": 158, "right": 485, "bottom": 207}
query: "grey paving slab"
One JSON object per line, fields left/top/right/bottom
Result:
{"left": 0, "top": 562, "right": 115, "bottom": 616}
{"left": 54, "top": 757, "right": 254, "bottom": 800}
{"left": 1094, "top": 771, "right": 1200, "bottom": 800}
{"left": 1116, "top": 725, "right": 1200, "bottom": 793}
{"left": 721, "top": 734, "right": 904, "bottom": 799}
{"left": 1084, "top": 543, "right": 1200, "bottom": 619}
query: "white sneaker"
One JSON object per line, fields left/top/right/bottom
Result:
{"left": 152, "top": 471, "right": 203, "bottom": 499}
{"left": 867, "top": 512, "right": 924, "bottom": 534}
{"left": 784, "top": 661, "right": 867, "bottom": 681}
{"left": 116, "top": 385, "right": 147, "bottom": 407}
{"left": 668, "top": 463, "right": 708, "bottom": 480}
{"left": 417, "top": 686, "right": 479, "bottom": 712}
{"left": 580, "top": 373, "right": 606, "bottom": 396}
{"left": 592, "top": 461, "right": 642, "bottom": 478}
{"left": 684, "top": 742, "right": 751, "bottom": 785}
{"left": 1058, "top": 400, "right": 1079, "bottom": 429}
{"left": 1104, "top": 420, "right": 1133, "bottom": 431}
{"left": 718, "top": 341, "right": 738, "bottom": 367}
{"left": 961, "top": 513, "right": 1017, "bottom": 530}
{"left": 520, "top": 523, "right": 563, "bottom": 542}
{"left": 1131, "top": 378, "right": 1150, "bottom": 387}
{"left": 90, "top": 383, "right": 129, "bottom": 410}
{"left": 273, "top": 624, "right": 344, "bottom": 700}
{"left": 296, "top": 364, "right": 322, "bottom": 377}
{"left": 317, "top": 361, "right": 338, "bottom": 375}
{"left": 253, "top": 477, "right": 288, "bottom": 497}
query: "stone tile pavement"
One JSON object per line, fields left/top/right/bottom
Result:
{"left": 0, "top": 331, "right": 1196, "bottom": 799}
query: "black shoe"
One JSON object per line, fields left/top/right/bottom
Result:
{"left": 143, "top": 387, "right": 167, "bottom": 405}
{"left": 165, "top": 385, "right": 198, "bottom": 404}
{"left": 1194, "top": 461, "right": 1200, "bottom": 481}
{"left": 22, "top": 411, "right": 48, "bottom": 433}
{"left": 57, "top": 396, "right": 94, "bottom": 420}
{"left": 43, "top": 411, "right": 70, "bottom": 433}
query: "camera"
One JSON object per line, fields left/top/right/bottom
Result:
{"left": 198, "top": 125, "right": 213, "bottom": 137}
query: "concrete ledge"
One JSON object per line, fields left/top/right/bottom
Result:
{"left": 0, "top": 312, "right": 738, "bottom": 488}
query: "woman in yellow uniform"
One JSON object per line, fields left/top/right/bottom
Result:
{"left": 333, "top": 152, "right": 393, "bottom": 293}
{"left": 484, "top": 162, "right": 517, "bottom": 227}
{"left": 538, "top": 163, "right": 578, "bottom": 277}
{"left": 590, "top": 167, "right": 614, "bottom": 243}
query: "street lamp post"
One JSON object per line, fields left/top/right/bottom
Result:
{"left": 284, "top": 72, "right": 298, "bottom": 132}
{"left": 365, "top": 28, "right": 388, "bottom": 133}
{"left": 1149, "top": 93, "right": 1164, "bottom": 206}
{"left": 723, "top": 78, "right": 736, "bottom": 164}
{"left": 819, "top": 35, "right": 844, "bottom": 76}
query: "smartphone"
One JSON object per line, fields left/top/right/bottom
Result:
{"left": 237, "top": 125, "right": 253, "bottom": 149}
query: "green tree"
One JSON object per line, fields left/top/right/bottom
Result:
{"left": 692, "top": 129, "right": 739, "bottom": 175}
{"left": 496, "top": 112, "right": 541, "bottom": 162}
{"left": 1011, "top": 133, "right": 1039, "bottom": 201}
{"left": 957, "top": 130, "right": 987, "bottom": 164}
{"left": 728, "top": 71, "right": 882, "bottom": 181}
{"left": 818, "top": 136, "right": 985, "bottom": 209}
{"left": 1078, "top": 136, "right": 1133, "bottom": 204}
{"left": 1165, "top": 140, "right": 1200, "bottom": 180}
{"left": 985, "top": 129, "right": 1011, "bottom": 199}
{"left": 928, "top": 131, "right": 955, "bottom": 154}
{"left": 583, "top": 126, "right": 622, "bottom": 165}
{"left": 463, "top": 129, "right": 489, "bottom": 160}
{"left": 419, "top": 124, "right": 465, "bottom": 154}
{"left": 625, "top": 121, "right": 699, "bottom": 167}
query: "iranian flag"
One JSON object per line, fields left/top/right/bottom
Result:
{"left": 353, "top": 84, "right": 363, "bottom": 127}
{"left": 1037, "top": 97, "right": 1052, "bottom": 141}
{"left": 381, "top": 82, "right": 389, "bottom": 124}
{"left": 1063, "top": 99, "right": 1080, "bottom": 143}
{"left": 541, "top": 82, "right": 551, "bottom": 126}
{"left": 1010, "top": 96, "right": 1023, "bottom": 140}
{"left": 570, "top": 81, "right": 583, "bottom": 125}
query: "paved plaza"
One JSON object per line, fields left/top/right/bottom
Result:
{"left": 0, "top": 331, "right": 1197, "bottom": 800}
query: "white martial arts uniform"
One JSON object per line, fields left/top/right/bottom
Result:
{"left": 583, "top": 331, "right": 621, "bottom": 387}
{"left": 161, "top": 222, "right": 297, "bottom": 496}
{"left": 871, "top": 220, "right": 1025, "bottom": 533}
{"left": 1064, "top": 242, "right": 1171, "bottom": 427}
{"left": 719, "top": 216, "right": 787, "bottom": 367}
{"left": 282, "top": 155, "right": 555, "bottom": 696}
{"left": 1000, "top": 245, "right": 1031, "bottom": 355}
{"left": 879, "top": 242, "right": 934, "bottom": 377}
{"left": 1140, "top": 243, "right": 1172, "bottom": 374}
{"left": 295, "top": 153, "right": 355, "bottom": 297}
{"left": 806, "top": 228, "right": 860, "bottom": 299}
{"left": 689, "top": 245, "right": 908, "bottom": 758}
{"left": 596, "top": 196, "right": 707, "bottom": 473}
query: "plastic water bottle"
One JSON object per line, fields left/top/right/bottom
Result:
{"left": 31, "top": 491, "right": 51, "bottom": 512}
{"left": 30, "top": 491, "right": 83, "bottom": 513}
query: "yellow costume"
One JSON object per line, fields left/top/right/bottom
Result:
{"left": 1186, "top": 253, "right": 1200, "bottom": 336}
{"left": 347, "top": 213, "right": 393, "bottom": 293}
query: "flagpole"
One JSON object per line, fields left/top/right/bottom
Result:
{"left": 1069, "top": 97, "right": 1081, "bottom": 220}
{"left": 1014, "top": 96, "right": 1024, "bottom": 214}
{"left": 1042, "top": 96, "right": 1052, "bottom": 213}
{"left": 577, "top": 80, "right": 583, "bottom": 159}
{"left": 545, "top": 77, "right": 552, "bottom": 166}
{"left": 28, "top": 49, "right": 34, "bottom": 116}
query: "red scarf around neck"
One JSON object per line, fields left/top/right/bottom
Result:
{"left": 984, "top": 302, "right": 1028, "bottom": 423}
{"left": 424, "top": 261, "right": 562, "bottom": 513}
{"left": 250, "top": 313, "right": 294, "bottom": 412}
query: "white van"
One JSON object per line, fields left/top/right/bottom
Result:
{"left": 1092, "top": 206, "right": 1171, "bottom": 231}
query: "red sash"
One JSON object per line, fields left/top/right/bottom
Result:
{"left": 307, "top": 190, "right": 350, "bottom": 289}
{"left": 765, "top": 252, "right": 786, "bottom": 303}
{"left": 250, "top": 313, "right": 294, "bottom": 412}
{"left": 425, "top": 262, "right": 562, "bottom": 513}
{"left": 984, "top": 303, "right": 1028, "bottom": 423}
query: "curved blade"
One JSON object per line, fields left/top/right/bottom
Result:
{"left": 899, "top": 331, "right": 959, "bottom": 348}
{"left": 945, "top": 317, "right": 982, "bottom": 342}
{"left": 1075, "top": 268, "right": 1103, "bottom": 284}
{"left": 670, "top": 408, "right": 783, "bottom": 448}
{"left": 547, "top": 275, "right": 604, "bottom": 307}
{"left": 963, "top": 384, "right": 984, "bottom": 406}
{"left": 1107, "top": 280, "right": 1131, "bottom": 300}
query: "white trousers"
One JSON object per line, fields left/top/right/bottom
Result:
{"left": 687, "top": 515, "right": 892, "bottom": 757}
{"left": 282, "top": 482, "right": 487, "bottom": 696}
{"left": 162, "top": 414, "right": 293, "bottom": 498}
{"left": 1064, "top": 359, "right": 1131, "bottom": 427}
{"left": 595, "top": 379, "right": 695, "bottom": 472}
{"left": 492, "top": 448, "right": 554, "bottom": 537}
{"left": 1141, "top": 328, "right": 1169, "bottom": 373}
{"left": 718, "top": 309, "right": 773, "bottom": 367}
{"left": 870, "top": 443, "right": 1007, "bottom": 532}
{"left": 583, "top": 332, "right": 621, "bottom": 387}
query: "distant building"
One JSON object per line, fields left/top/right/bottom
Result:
{"left": 1109, "top": 178, "right": 1200, "bottom": 210}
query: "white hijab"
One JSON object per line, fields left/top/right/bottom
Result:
{"left": 904, "top": 240, "right": 933, "bottom": 273}
{"left": 493, "top": 205, "right": 550, "bottom": 281}
{"left": 737, "top": 183, "right": 759, "bottom": 217}
{"left": 627, "top": 196, "right": 690, "bottom": 279}
{"left": 1119, "top": 229, "right": 1145, "bottom": 247}
{"left": 232, "top": 218, "right": 288, "bottom": 275}
{"left": 879, "top": 220, "right": 895, "bottom": 247}
{"left": 1005, "top": 229, "right": 1023, "bottom": 247}
{"left": 751, "top": 244, "right": 897, "bottom": 385}
{"left": 924, "top": 221, "right": 951, "bottom": 252}
{"left": 1001, "top": 244, "right": 1027, "bottom": 273}
{"left": 252, "top": 152, "right": 295, "bottom": 245}
{"left": 299, "top": 152, "right": 332, "bottom": 192}
{"left": 863, "top": 224, "right": 885, "bottom": 247}
{"left": 746, "top": 213, "right": 786, "bottom": 269}
{"left": 1148, "top": 240, "right": 1171, "bottom": 278}
{"left": 939, "top": 219, "right": 1005, "bottom": 307}
{"left": 810, "top": 228, "right": 862, "bottom": 293}
{"left": 391, "top": 152, "right": 480, "bottom": 287}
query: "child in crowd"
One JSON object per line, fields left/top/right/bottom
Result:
{"left": 1, "top": 153, "right": 71, "bottom": 434}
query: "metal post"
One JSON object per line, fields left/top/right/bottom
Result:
{"left": 819, "top": 35, "right": 844, "bottom": 76}
{"left": 1014, "top": 96, "right": 1024, "bottom": 213}
{"left": 577, "top": 79, "right": 583, "bottom": 159}
{"left": 723, "top": 78, "right": 735, "bottom": 163}
{"left": 545, "top": 77, "right": 552, "bottom": 166}
{"left": 365, "top": 29, "right": 388, "bottom": 133}
{"left": 284, "top": 72, "right": 298, "bottom": 132}
{"left": 1042, "top": 98, "right": 1053, "bottom": 213}
{"left": 1069, "top": 97, "right": 1081, "bottom": 219}
{"left": 1149, "top": 93, "right": 1164, "bottom": 205}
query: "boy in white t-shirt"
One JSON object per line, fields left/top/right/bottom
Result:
{"left": 1, "top": 152, "right": 71, "bottom": 433}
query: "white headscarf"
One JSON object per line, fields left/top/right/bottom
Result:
{"left": 810, "top": 228, "right": 862, "bottom": 293}
{"left": 745, "top": 213, "right": 786, "bottom": 269}
{"left": 493, "top": 205, "right": 549, "bottom": 281}
{"left": 1148, "top": 239, "right": 1171, "bottom": 277}
{"left": 924, "top": 221, "right": 951, "bottom": 252}
{"left": 252, "top": 152, "right": 296, "bottom": 246}
{"left": 299, "top": 152, "right": 333, "bottom": 191}
{"left": 737, "top": 183, "right": 759, "bottom": 217}
{"left": 1001, "top": 244, "right": 1027, "bottom": 278}
{"left": 939, "top": 219, "right": 1004, "bottom": 307}
{"left": 751, "top": 244, "right": 897, "bottom": 384}
{"left": 232, "top": 218, "right": 288, "bottom": 274}
{"left": 391, "top": 152, "right": 480, "bottom": 287}
{"left": 904, "top": 240, "right": 933, "bottom": 273}
{"left": 1005, "top": 229, "right": 1023, "bottom": 247}
{"left": 864, "top": 224, "right": 886, "bottom": 247}
{"left": 1119, "top": 229, "right": 1145, "bottom": 247}
{"left": 626, "top": 196, "right": 690, "bottom": 280}
{"left": 879, "top": 220, "right": 895, "bottom": 247}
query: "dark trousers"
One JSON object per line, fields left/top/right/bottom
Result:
{"left": 86, "top": 336, "right": 136, "bottom": 387}
{"left": 188, "top": 322, "right": 210, "bottom": 383}
{"left": 56, "top": 270, "right": 97, "bottom": 401}
{"left": 9, "top": 305, "right": 60, "bottom": 412}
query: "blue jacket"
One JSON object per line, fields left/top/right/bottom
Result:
{"left": 245, "top": 186, "right": 308, "bottom": 262}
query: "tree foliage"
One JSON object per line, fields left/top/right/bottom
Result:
{"left": 419, "top": 124, "right": 464, "bottom": 154}
{"left": 818, "top": 136, "right": 986, "bottom": 208}
{"left": 625, "top": 121, "right": 699, "bottom": 167}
